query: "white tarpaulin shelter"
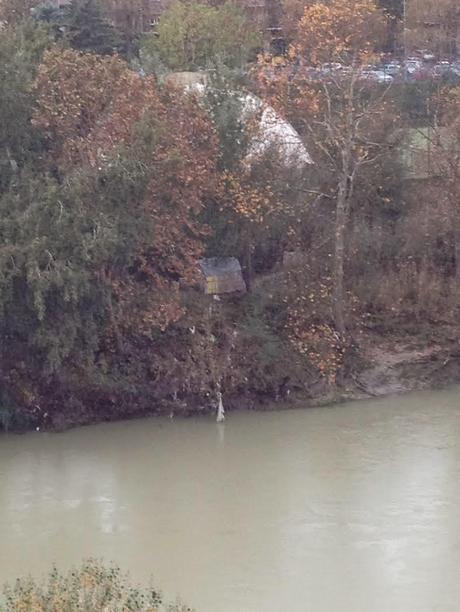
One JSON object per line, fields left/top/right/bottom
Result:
{"left": 163, "top": 71, "right": 312, "bottom": 169}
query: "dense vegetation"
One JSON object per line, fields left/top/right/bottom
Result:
{"left": 0, "top": 559, "right": 192, "bottom": 611}
{"left": 1, "top": 0, "right": 460, "bottom": 430}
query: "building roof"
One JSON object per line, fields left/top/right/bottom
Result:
{"left": 198, "top": 257, "right": 246, "bottom": 294}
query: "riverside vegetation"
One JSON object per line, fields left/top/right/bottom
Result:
{"left": 1, "top": 0, "right": 460, "bottom": 431}
{"left": 0, "top": 560, "right": 192, "bottom": 611}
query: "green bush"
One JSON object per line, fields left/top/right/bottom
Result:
{"left": 1, "top": 560, "right": 192, "bottom": 612}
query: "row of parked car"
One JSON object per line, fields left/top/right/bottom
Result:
{"left": 318, "top": 56, "right": 460, "bottom": 84}
{"left": 264, "top": 52, "right": 460, "bottom": 85}
{"left": 375, "top": 56, "right": 460, "bottom": 82}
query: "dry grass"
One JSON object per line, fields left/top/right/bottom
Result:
{"left": 355, "top": 263, "right": 459, "bottom": 323}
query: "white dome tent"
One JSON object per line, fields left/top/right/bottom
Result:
{"left": 163, "top": 71, "right": 312, "bottom": 169}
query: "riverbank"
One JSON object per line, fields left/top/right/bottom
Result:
{"left": 3, "top": 323, "right": 459, "bottom": 433}
{"left": 354, "top": 328, "right": 460, "bottom": 397}
{"left": 249, "top": 325, "right": 460, "bottom": 412}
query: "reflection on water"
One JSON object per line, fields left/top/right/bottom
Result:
{"left": 1, "top": 388, "right": 460, "bottom": 611}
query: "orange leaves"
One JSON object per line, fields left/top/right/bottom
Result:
{"left": 285, "top": 282, "right": 345, "bottom": 384}
{"left": 253, "top": 55, "right": 320, "bottom": 122}
{"left": 33, "top": 48, "right": 220, "bottom": 332}
{"left": 33, "top": 49, "right": 129, "bottom": 166}
{"left": 291, "top": 0, "right": 384, "bottom": 66}
{"left": 221, "top": 170, "right": 278, "bottom": 225}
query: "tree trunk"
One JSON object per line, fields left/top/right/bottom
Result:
{"left": 245, "top": 239, "right": 253, "bottom": 291}
{"left": 454, "top": 212, "right": 460, "bottom": 285}
{"left": 331, "top": 72, "right": 355, "bottom": 339}
{"left": 333, "top": 171, "right": 349, "bottom": 338}
{"left": 447, "top": 179, "right": 460, "bottom": 285}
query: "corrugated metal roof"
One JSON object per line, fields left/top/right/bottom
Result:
{"left": 198, "top": 258, "right": 247, "bottom": 294}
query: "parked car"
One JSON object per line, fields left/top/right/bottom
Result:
{"left": 416, "top": 49, "right": 436, "bottom": 62}
{"left": 432, "top": 61, "right": 453, "bottom": 78}
{"left": 422, "top": 51, "right": 436, "bottom": 62}
{"left": 361, "top": 70, "right": 394, "bottom": 84}
{"left": 405, "top": 58, "right": 423, "bottom": 74}
{"left": 320, "top": 62, "right": 343, "bottom": 75}
{"left": 382, "top": 62, "right": 402, "bottom": 76}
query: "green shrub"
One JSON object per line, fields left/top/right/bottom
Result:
{"left": 1, "top": 559, "right": 192, "bottom": 612}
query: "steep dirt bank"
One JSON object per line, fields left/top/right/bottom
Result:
{"left": 55, "top": 329, "right": 460, "bottom": 427}
{"left": 355, "top": 330, "right": 460, "bottom": 397}
{"left": 4, "top": 327, "right": 460, "bottom": 432}
{"left": 245, "top": 327, "right": 460, "bottom": 411}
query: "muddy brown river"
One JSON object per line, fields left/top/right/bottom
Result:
{"left": 1, "top": 388, "right": 460, "bottom": 611}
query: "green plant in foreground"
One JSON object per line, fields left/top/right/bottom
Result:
{"left": 1, "top": 559, "right": 193, "bottom": 612}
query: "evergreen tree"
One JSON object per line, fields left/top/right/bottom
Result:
{"left": 377, "top": 0, "right": 403, "bottom": 19}
{"left": 65, "top": 0, "right": 121, "bottom": 54}
{"left": 0, "top": 21, "right": 50, "bottom": 193}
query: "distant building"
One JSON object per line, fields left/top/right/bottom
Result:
{"left": 100, "top": 0, "right": 283, "bottom": 50}
{"left": 407, "top": 0, "right": 460, "bottom": 56}
{"left": 39, "top": 0, "right": 284, "bottom": 52}
{"left": 103, "top": 0, "right": 164, "bottom": 32}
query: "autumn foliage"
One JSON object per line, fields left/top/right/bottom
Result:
{"left": 2, "top": 1, "right": 460, "bottom": 430}
{"left": 291, "top": 0, "right": 385, "bottom": 65}
{"left": 33, "top": 48, "right": 219, "bottom": 333}
{"left": 33, "top": 49, "right": 129, "bottom": 165}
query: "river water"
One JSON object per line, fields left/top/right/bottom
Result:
{"left": 1, "top": 388, "right": 460, "bottom": 611}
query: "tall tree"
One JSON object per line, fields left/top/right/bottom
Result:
{"left": 0, "top": 20, "right": 50, "bottom": 192}
{"left": 33, "top": 48, "right": 219, "bottom": 317}
{"left": 66, "top": 0, "right": 123, "bottom": 55}
{"left": 280, "top": 0, "right": 315, "bottom": 43}
{"left": 426, "top": 87, "right": 460, "bottom": 282}
{"left": 0, "top": 48, "right": 219, "bottom": 420}
{"left": 140, "top": 0, "right": 261, "bottom": 72}
{"left": 257, "top": 0, "right": 392, "bottom": 344}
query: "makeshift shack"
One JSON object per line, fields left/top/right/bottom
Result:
{"left": 198, "top": 258, "right": 246, "bottom": 295}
